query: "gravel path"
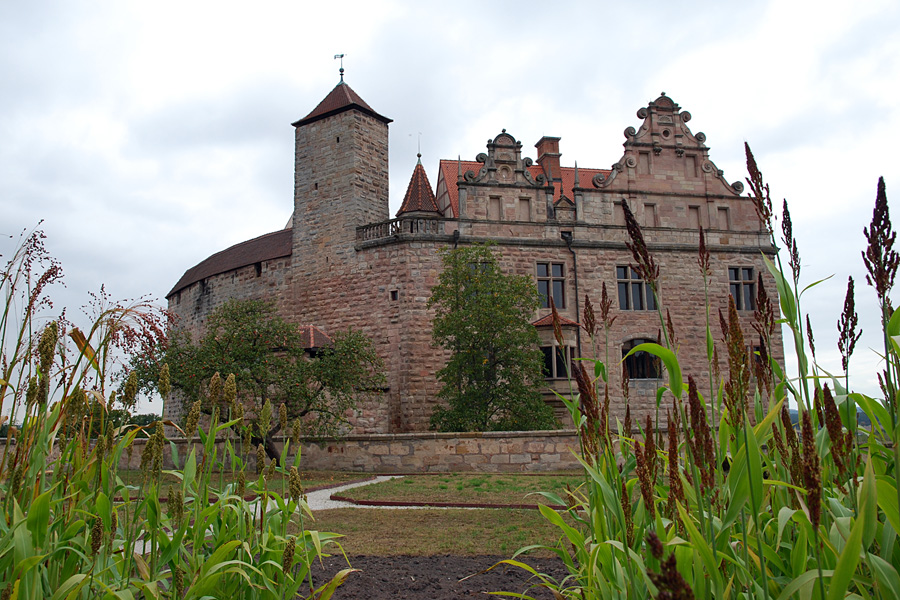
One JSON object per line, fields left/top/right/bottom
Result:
{"left": 306, "top": 476, "right": 403, "bottom": 510}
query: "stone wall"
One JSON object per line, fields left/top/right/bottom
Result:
{"left": 113, "top": 431, "right": 582, "bottom": 473}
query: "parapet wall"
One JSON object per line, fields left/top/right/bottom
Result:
{"left": 104, "top": 430, "right": 582, "bottom": 473}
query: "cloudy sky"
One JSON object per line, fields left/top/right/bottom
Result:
{"left": 2, "top": 1, "right": 898, "bottom": 414}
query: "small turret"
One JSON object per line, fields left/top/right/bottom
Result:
{"left": 396, "top": 154, "right": 439, "bottom": 216}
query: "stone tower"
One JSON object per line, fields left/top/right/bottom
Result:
{"left": 290, "top": 82, "right": 392, "bottom": 278}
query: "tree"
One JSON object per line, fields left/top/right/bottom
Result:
{"left": 137, "top": 299, "right": 384, "bottom": 456}
{"left": 428, "top": 244, "right": 557, "bottom": 431}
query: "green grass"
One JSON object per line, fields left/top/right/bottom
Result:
{"left": 335, "top": 472, "right": 581, "bottom": 505}
{"left": 308, "top": 508, "right": 568, "bottom": 557}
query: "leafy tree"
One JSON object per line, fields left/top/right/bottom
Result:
{"left": 135, "top": 299, "right": 384, "bottom": 456}
{"left": 428, "top": 244, "right": 557, "bottom": 431}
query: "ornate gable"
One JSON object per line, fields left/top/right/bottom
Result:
{"left": 592, "top": 93, "right": 743, "bottom": 196}
{"left": 463, "top": 130, "right": 546, "bottom": 188}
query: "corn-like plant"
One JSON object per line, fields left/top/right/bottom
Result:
{"left": 497, "top": 163, "right": 900, "bottom": 600}
{"left": 0, "top": 228, "right": 353, "bottom": 599}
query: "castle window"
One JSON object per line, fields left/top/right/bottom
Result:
{"left": 336, "top": 136, "right": 340, "bottom": 143}
{"left": 254, "top": 262, "right": 262, "bottom": 277}
{"left": 541, "top": 345, "right": 575, "bottom": 379}
{"left": 537, "top": 262, "right": 565, "bottom": 309}
{"left": 390, "top": 290, "right": 399, "bottom": 301}
{"left": 729, "top": 267, "right": 756, "bottom": 311}
{"left": 623, "top": 338, "right": 662, "bottom": 380}
{"left": 617, "top": 266, "right": 656, "bottom": 311}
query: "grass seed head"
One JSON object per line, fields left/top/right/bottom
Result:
{"left": 256, "top": 444, "right": 266, "bottom": 475}
{"left": 259, "top": 399, "right": 273, "bottom": 438}
{"left": 583, "top": 294, "right": 596, "bottom": 339}
{"left": 837, "top": 276, "right": 862, "bottom": 373}
{"left": 37, "top": 320, "right": 58, "bottom": 376}
{"left": 124, "top": 370, "right": 138, "bottom": 409}
{"left": 646, "top": 531, "right": 664, "bottom": 560}
{"left": 158, "top": 363, "right": 171, "bottom": 399}
{"left": 207, "top": 372, "right": 222, "bottom": 410}
{"left": 744, "top": 143, "right": 773, "bottom": 236}
{"left": 292, "top": 418, "right": 302, "bottom": 446}
{"left": 185, "top": 399, "right": 201, "bottom": 438}
{"left": 697, "top": 225, "right": 711, "bottom": 276}
{"left": 279, "top": 403, "right": 287, "bottom": 433}
{"left": 622, "top": 199, "right": 659, "bottom": 287}
{"left": 801, "top": 411, "right": 822, "bottom": 530}
{"left": 282, "top": 536, "right": 296, "bottom": 576}
{"left": 224, "top": 373, "right": 236, "bottom": 409}
{"left": 862, "top": 177, "right": 898, "bottom": 303}
{"left": 289, "top": 466, "right": 303, "bottom": 503}
{"left": 91, "top": 516, "right": 103, "bottom": 555}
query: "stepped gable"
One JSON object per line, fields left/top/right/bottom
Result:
{"left": 167, "top": 229, "right": 292, "bottom": 298}
{"left": 292, "top": 81, "right": 392, "bottom": 127}
{"left": 298, "top": 324, "right": 333, "bottom": 350}
{"left": 396, "top": 154, "right": 440, "bottom": 215}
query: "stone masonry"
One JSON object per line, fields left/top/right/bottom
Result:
{"left": 165, "top": 83, "right": 784, "bottom": 434}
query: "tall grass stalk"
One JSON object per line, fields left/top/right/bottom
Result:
{"left": 500, "top": 165, "right": 900, "bottom": 600}
{"left": 0, "top": 229, "right": 352, "bottom": 599}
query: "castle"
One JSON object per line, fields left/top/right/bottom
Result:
{"left": 164, "top": 80, "right": 783, "bottom": 433}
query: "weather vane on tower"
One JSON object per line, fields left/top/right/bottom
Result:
{"left": 334, "top": 54, "right": 345, "bottom": 82}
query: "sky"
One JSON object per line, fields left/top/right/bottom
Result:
{"left": 1, "top": 0, "right": 899, "bottom": 415}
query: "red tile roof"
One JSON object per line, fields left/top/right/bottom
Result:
{"left": 168, "top": 228, "right": 292, "bottom": 298}
{"left": 436, "top": 160, "right": 611, "bottom": 218}
{"left": 397, "top": 156, "right": 440, "bottom": 215}
{"left": 298, "top": 324, "right": 333, "bottom": 349}
{"left": 292, "top": 82, "right": 391, "bottom": 127}
{"left": 532, "top": 314, "right": 580, "bottom": 327}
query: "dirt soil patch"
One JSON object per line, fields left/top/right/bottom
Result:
{"left": 309, "top": 555, "right": 569, "bottom": 599}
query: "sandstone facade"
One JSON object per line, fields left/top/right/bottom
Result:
{"left": 165, "top": 83, "right": 783, "bottom": 433}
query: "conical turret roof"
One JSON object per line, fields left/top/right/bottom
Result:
{"left": 292, "top": 81, "right": 392, "bottom": 127}
{"left": 396, "top": 155, "right": 440, "bottom": 215}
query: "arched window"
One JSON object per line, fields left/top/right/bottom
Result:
{"left": 622, "top": 338, "right": 661, "bottom": 380}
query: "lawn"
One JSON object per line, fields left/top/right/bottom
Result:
{"left": 309, "top": 508, "right": 569, "bottom": 557}
{"left": 334, "top": 472, "right": 582, "bottom": 506}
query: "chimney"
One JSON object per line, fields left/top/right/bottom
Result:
{"left": 535, "top": 136, "right": 562, "bottom": 181}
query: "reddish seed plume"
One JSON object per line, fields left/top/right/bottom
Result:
{"left": 801, "top": 411, "right": 822, "bottom": 530}
{"left": 697, "top": 225, "right": 711, "bottom": 276}
{"left": 862, "top": 177, "right": 898, "bottom": 303}
{"left": 744, "top": 143, "right": 773, "bottom": 236}
{"left": 622, "top": 199, "right": 659, "bottom": 286}
{"left": 583, "top": 294, "right": 596, "bottom": 339}
{"left": 837, "top": 276, "right": 862, "bottom": 373}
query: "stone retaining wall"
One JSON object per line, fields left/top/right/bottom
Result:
{"left": 2, "top": 430, "right": 582, "bottom": 473}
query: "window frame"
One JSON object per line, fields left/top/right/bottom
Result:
{"left": 537, "top": 262, "right": 566, "bottom": 309}
{"left": 541, "top": 345, "right": 576, "bottom": 380}
{"left": 729, "top": 267, "right": 756, "bottom": 311}
{"left": 616, "top": 265, "right": 656, "bottom": 311}
{"left": 622, "top": 338, "right": 662, "bottom": 380}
